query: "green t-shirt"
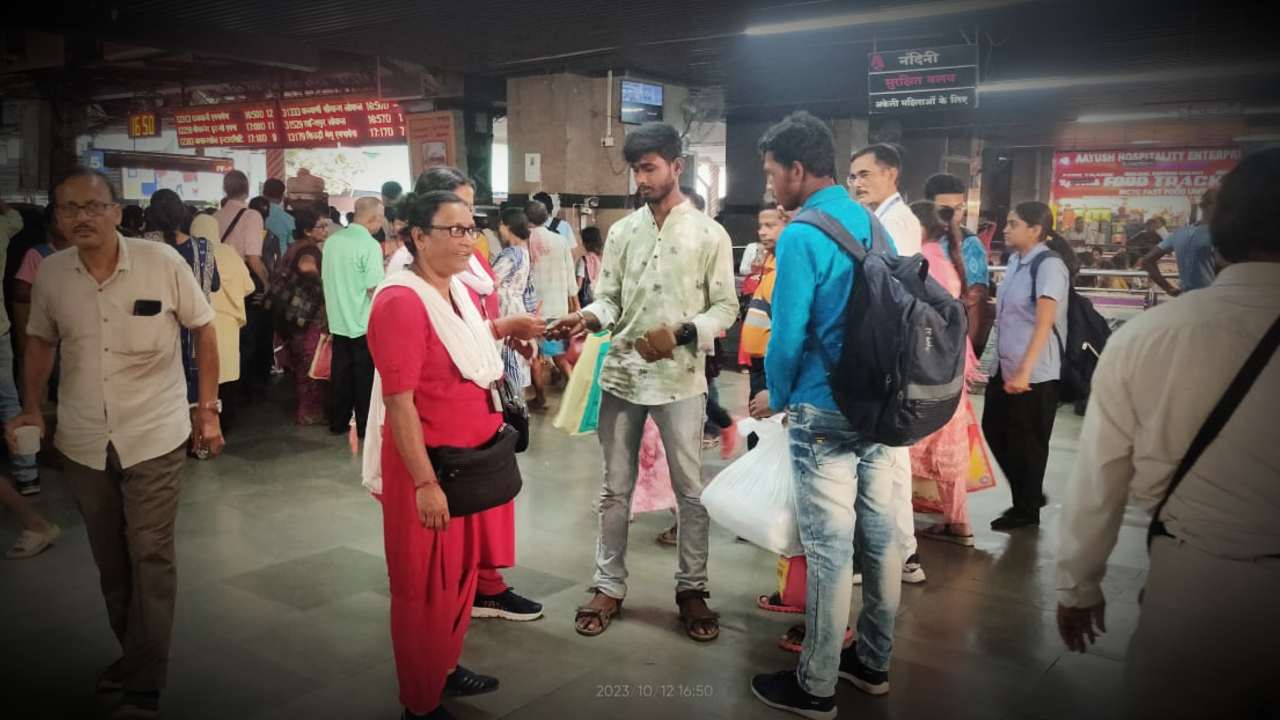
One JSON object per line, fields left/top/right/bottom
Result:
{"left": 321, "top": 223, "right": 384, "bottom": 338}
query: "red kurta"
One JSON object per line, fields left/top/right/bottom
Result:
{"left": 367, "top": 285, "right": 515, "bottom": 714}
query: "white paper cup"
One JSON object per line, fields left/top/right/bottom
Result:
{"left": 13, "top": 426, "right": 41, "bottom": 456}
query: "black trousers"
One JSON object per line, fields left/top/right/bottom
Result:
{"left": 982, "top": 373, "right": 1059, "bottom": 517}
{"left": 240, "top": 306, "right": 274, "bottom": 396}
{"left": 747, "top": 357, "right": 767, "bottom": 451}
{"left": 330, "top": 334, "right": 374, "bottom": 437}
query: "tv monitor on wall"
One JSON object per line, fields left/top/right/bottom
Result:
{"left": 621, "top": 80, "right": 663, "bottom": 124}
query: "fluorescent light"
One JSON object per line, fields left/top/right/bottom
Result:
{"left": 744, "top": 0, "right": 1032, "bottom": 36}
{"left": 1129, "top": 140, "right": 1160, "bottom": 145}
{"left": 1233, "top": 134, "right": 1280, "bottom": 142}
{"left": 1077, "top": 111, "right": 1179, "bottom": 124}
{"left": 981, "top": 62, "right": 1280, "bottom": 94}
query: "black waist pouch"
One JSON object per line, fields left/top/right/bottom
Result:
{"left": 428, "top": 424, "right": 523, "bottom": 517}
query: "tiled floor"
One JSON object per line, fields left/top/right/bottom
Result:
{"left": 1, "top": 372, "right": 1147, "bottom": 719}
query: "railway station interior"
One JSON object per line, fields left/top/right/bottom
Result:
{"left": 2, "top": 1, "right": 1278, "bottom": 719}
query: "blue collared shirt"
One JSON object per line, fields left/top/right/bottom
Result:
{"left": 1158, "top": 224, "right": 1216, "bottom": 291}
{"left": 766, "top": 184, "right": 891, "bottom": 412}
{"left": 266, "top": 202, "right": 295, "bottom": 249}
{"left": 995, "top": 243, "right": 1070, "bottom": 383}
{"left": 940, "top": 233, "right": 990, "bottom": 287}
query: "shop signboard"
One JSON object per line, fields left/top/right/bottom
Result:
{"left": 173, "top": 96, "right": 405, "bottom": 149}
{"left": 867, "top": 45, "right": 978, "bottom": 114}
{"left": 1050, "top": 148, "right": 1240, "bottom": 244}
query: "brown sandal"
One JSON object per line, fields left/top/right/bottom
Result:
{"left": 574, "top": 594, "right": 623, "bottom": 637}
{"left": 676, "top": 590, "right": 720, "bottom": 642}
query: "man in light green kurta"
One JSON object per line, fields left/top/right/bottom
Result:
{"left": 550, "top": 123, "right": 738, "bottom": 642}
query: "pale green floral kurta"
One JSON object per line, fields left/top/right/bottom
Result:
{"left": 582, "top": 200, "right": 739, "bottom": 406}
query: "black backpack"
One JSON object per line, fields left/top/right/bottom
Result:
{"left": 1028, "top": 250, "right": 1112, "bottom": 404}
{"left": 792, "top": 208, "right": 969, "bottom": 447}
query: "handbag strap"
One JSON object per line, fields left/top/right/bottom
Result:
{"left": 1148, "top": 313, "right": 1280, "bottom": 548}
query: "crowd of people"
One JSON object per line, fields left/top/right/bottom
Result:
{"left": 0, "top": 112, "right": 1276, "bottom": 720}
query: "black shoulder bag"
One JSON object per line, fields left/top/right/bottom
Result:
{"left": 1148, "top": 314, "right": 1280, "bottom": 549}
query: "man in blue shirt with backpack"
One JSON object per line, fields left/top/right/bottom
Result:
{"left": 748, "top": 111, "right": 903, "bottom": 718}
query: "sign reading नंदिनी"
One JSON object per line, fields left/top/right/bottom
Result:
{"left": 868, "top": 45, "right": 979, "bottom": 114}
{"left": 173, "top": 97, "right": 406, "bottom": 149}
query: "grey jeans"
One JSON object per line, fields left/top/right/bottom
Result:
{"left": 592, "top": 391, "right": 709, "bottom": 599}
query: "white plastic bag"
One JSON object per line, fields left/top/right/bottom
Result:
{"left": 701, "top": 415, "right": 803, "bottom": 557}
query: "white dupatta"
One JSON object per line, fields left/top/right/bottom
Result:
{"left": 361, "top": 268, "right": 504, "bottom": 494}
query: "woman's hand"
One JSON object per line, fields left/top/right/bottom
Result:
{"left": 496, "top": 314, "right": 547, "bottom": 341}
{"left": 416, "top": 483, "right": 450, "bottom": 531}
{"left": 1004, "top": 369, "right": 1033, "bottom": 395}
{"left": 513, "top": 339, "right": 536, "bottom": 361}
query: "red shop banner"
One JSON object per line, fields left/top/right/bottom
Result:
{"left": 173, "top": 96, "right": 405, "bottom": 149}
{"left": 1051, "top": 148, "right": 1240, "bottom": 201}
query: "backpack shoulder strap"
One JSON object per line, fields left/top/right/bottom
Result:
{"left": 1148, "top": 313, "right": 1280, "bottom": 549}
{"left": 221, "top": 208, "right": 247, "bottom": 243}
{"left": 790, "top": 208, "right": 869, "bottom": 262}
{"left": 1027, "top": 249, "right": 1066, "bottom": 355}
{"left": 548, "top": 217, "right": 561, "bottom": 234}
{"left": 1027, "top": 248, "right": 1062, "bottom": 302}
{"left": 866, "top": 211, "right": 894, "bottom": 255}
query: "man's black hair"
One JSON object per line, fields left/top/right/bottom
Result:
{"left": 1212, "top": 147, "right": 1280, "bottom": 264}
{"left": 381, "top": 180, "right": 403, "bottom": 201}
{"left": 414, "top": 166, "right": 473, "bottom": 195}
{"left": 924, "top": 173, "right": 966, "bottom": 200}
{"left": 262, "top": 178, "right": 286, "bottom": 201}
{"left": 851, "top": 143, "right": 902, "bottom": 170}
{"left": 623, "top": 122, "right": 683, "bottom": 164}
{"left": 757, "top": 111, "right": 836, "bottom": 179}
{"left": 54, "top": 167, "right": 120, "bottom": 203}
{"left": 532, "top": 191, "right": 554, "bottom": 213}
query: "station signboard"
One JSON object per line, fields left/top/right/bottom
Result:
{"left": 867, "top": 45, "right": 979, "bottom": 114}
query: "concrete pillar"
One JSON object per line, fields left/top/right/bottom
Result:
{"left": 506, "top": 72, "right": 689, "bottom": 237}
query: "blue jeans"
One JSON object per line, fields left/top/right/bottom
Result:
{"left": 788, "top": 404, "right": 901, "bottom": 697}
{"left": 0, "top": 332, "right": 38, "bottom": 483}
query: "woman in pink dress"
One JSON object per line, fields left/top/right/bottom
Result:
{"left": 908, "top": 201, "right": 990, "bottom": 547}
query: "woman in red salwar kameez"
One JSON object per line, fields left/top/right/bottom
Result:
{"left": 366, "top": 190, "right": 543, "bottom": 720}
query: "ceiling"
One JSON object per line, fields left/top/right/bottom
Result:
{"left": 6, "top": 0, "right": 1279, "bottom": 139}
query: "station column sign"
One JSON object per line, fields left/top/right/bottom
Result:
{"left": 868, "top": 45, "right": 979, "bottom": 114}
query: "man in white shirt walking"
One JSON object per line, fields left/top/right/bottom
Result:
{"left": 1055, "top": 148, "right": 1280, "bottom": 719}
{"left": 849, "top": 144, "right": 922, "bottom": 257}
{"left": 848, "top": 143, "right": 925, "bottom": 584}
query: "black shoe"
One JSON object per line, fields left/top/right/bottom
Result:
{"left": 471, "top": 588, "right": 543, "bottom": 621}
{"left": 990, "top": 513, "right": 1040, "bottom": 532}
{"left": 749, "top": 671, "right": 836, "bottom": 720}
{"left": 838, "top": 644, "right": 890, "bottom": 696}
{"left": 444, "top": 666, "right": 499, "bottom": 697}
{"left": 110, "top": 692, "right": 160, "bottom": 719}
{"left": 403, "top": 706, "right": 454, "bottom": 720}
{"left": 16, "top": 478, "right": 40, "bottom": 496}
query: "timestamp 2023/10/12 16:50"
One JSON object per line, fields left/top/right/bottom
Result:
{"left": 595, "top": 684, "right": 715, "bottom": 699}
